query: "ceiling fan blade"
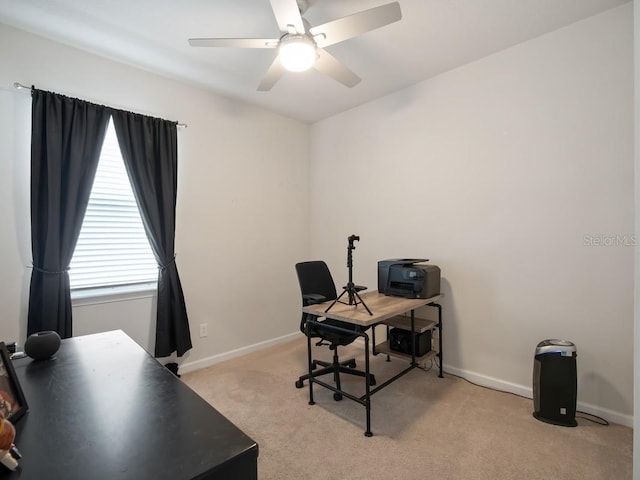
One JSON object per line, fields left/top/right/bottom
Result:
{"left": 257, "top": 57, "right": 287, "bottom": 91}
{"left": 313, "top": 49, "right": 361, "bottom": 88}
{"left": 309, "top": 2, "right": 402, "bottom": 48}
{"left": 270, "top": 0, "right": 305, "bottom": 34}
{"left": 188, "top": 38, "right": 278, "bottom": 48}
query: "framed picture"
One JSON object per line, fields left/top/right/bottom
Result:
{"left": 0, "top": 342, "right": 27, "bottom": 423}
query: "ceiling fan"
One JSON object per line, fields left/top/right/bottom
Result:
{"left": 188, "top": 0, "right": 402, "bottom": 91}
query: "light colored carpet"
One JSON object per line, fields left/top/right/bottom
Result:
{"left": 182, "top": 339, "right": 632, "bottom": 480}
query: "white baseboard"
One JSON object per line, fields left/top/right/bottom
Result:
{"left": 177, "top": 335, "right": 633, "bottom": 428}
{"left": 443, "top": 364, "right": 633, "bottom": 428}
{"left": 178, "top": 331, "right": 299, "bottom": 375}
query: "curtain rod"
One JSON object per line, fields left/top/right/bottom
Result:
{"left": 13, "top": 82, "right": 187, "bottom": 128}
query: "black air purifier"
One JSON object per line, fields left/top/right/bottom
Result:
{"left": 532, "top": 339, "right": 577, "bottom": 427}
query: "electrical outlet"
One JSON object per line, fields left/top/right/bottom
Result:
{"left": 199, "top": 323, "right": 208, "bottom": 338}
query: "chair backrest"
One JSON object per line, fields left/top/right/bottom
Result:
{"left": 295, "top": 261, "right": 338, "bottom": 337}
{"left": 295, "top": 261, "right": 360, "bottom": 343}
{"left": 295, "top": 261, "right": 338, "bottom": 305}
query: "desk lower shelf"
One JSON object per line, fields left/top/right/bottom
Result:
{"left": 374, "top": 314, "right": 439, "bottom": 362}
{"left": 374, "top": 341, "right": 439, "bottom": 363}
{"left": 381, "top": 314, "right": 436, "bottom": 333}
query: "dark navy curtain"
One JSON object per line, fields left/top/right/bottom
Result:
{"left": 111, "top": 110, "right": 192, "bottom": 357}
{"left": 28, "top": 90, "right": 110, "bottom": 337}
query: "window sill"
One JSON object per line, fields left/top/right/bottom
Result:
{"left": 71, "top": 283, "right": 157, "bottom": 306}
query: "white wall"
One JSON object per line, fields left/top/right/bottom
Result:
{"left": 310, "top": 4, "right": 633, "bottom": 424}
{"left": 0, "top": 23, "right": 310, "bottom": 365}
{"left": 0, "top": 86, "right": 30, "bottom": 346}
{"left": 633, "top": 0, "right": 638, "bottom": 475}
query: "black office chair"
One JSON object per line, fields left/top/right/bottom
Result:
{"left": 294, "top": 261, "right": 375, "bottom": 400}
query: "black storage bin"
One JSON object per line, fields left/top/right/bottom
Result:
{"left": 532, "top": 339, "right": 577, "bottom": 427}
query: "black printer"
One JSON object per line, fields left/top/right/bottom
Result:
{"left": 378, "top": 259, "right": 441, "bottom": 299}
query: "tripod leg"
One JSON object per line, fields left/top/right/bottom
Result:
{"left": 325, "top": 288, "right": 348, "bottom": 313}
{"left": 354, "top": 291, "right": 373, "bottom": 315}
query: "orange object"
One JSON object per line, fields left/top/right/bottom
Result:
{"left": 0, "top": 417, "right": 18, "bottom": 471}
{"left": 0, "top": 418, "right": 15, "bottom": 451}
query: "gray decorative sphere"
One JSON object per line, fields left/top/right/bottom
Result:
{"left": 24, "top": 331, "right": 61, "bottom": 360}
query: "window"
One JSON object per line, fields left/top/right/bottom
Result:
{"left": 69, "top": 118, "right": 158, "bottom": 290}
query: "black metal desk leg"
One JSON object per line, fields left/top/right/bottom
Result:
{"left": 435, "top": 303, "right": 443, "bottom": 378}
{"left": 305, "top": 322, "right": 316, "bottom": 405}
{"left": 364, "top": 332, "right": 372, "bottom": 437}
{"left": 410, "top": 310, "right": 416, "bottom": 366}
{"left": 385, "top": 325, "right": 391, "bottom": 361}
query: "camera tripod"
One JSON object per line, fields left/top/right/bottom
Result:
{"left": 325, "top": 235, "right": 373, "bottom": 316}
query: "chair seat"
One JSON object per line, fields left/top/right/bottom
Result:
{"left": 309, "top": 318, "right": 360, "bottom": 346}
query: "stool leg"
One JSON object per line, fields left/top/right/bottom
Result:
{"left": 333, "top": 349, "right": 343, "bottom": 400}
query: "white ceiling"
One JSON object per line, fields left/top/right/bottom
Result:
{"left": 0, "top": 0, "right": 629, "bottom": 123}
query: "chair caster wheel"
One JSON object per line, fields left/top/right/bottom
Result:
{"left": 369, "top": 376, "right": 376, "bottom": 386}
{"left": 311, "top": 362, "right": 318, "bottom": 370}
{"left": 347, "top": 359, "right": 356, "bottom": 368}
{"left": 295, "top": 380, "right": 304, "bottom": 388}
{"left": 333, "top": 393, "right": 343, "bottom": 401}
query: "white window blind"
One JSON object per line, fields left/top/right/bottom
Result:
{"left": 69, "top": 118, "right": 158, "bottom": 290}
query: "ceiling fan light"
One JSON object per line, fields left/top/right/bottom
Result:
{"left": 278, "top": 35, "right": 317, "bottom": 72}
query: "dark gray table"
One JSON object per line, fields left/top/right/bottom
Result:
{"left": 1, "top": 330, "right": 258, "bottom": 479}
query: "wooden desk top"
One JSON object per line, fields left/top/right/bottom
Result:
{"left": 302, "top": 291, "right": 442, "bottom": 326}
